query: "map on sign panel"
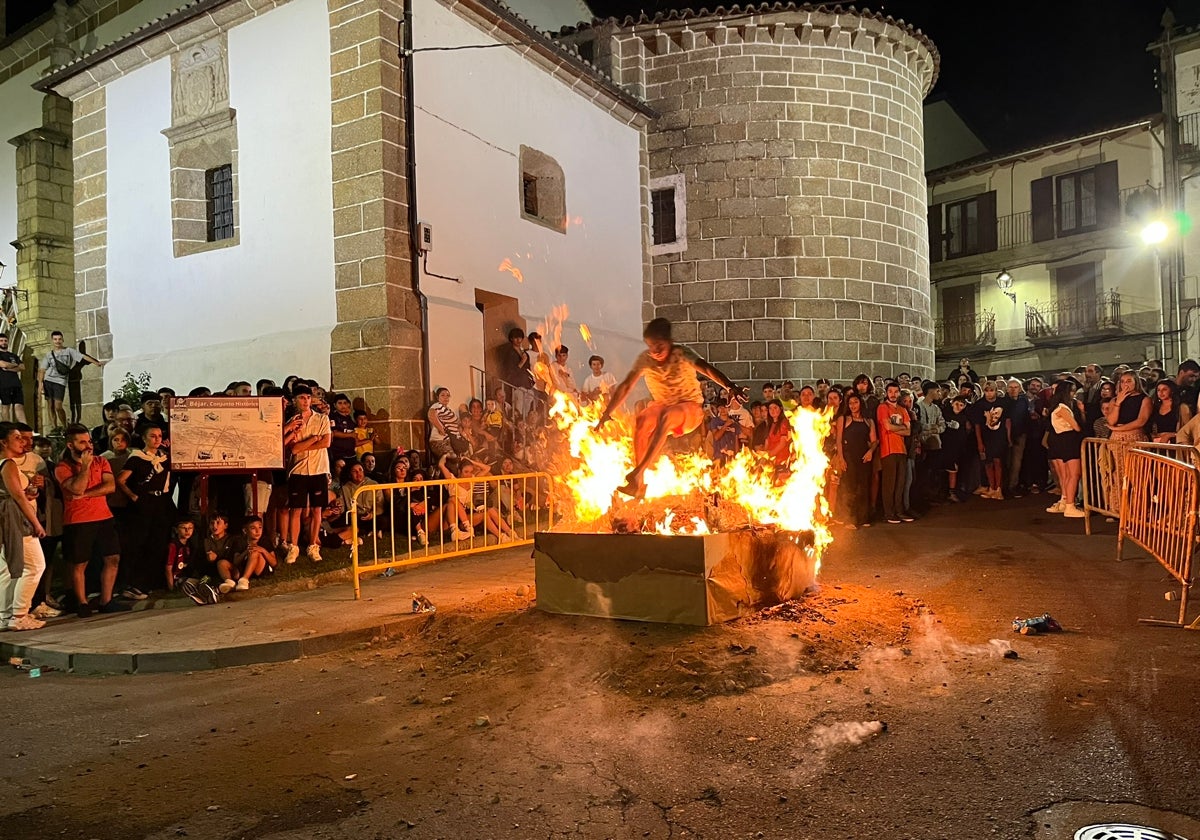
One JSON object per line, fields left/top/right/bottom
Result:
{"left": 167, "top": 397, "right": 285, "bottom": 471}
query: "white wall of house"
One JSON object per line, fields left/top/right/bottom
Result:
{"left": 103, "top": 0, "right": 335, "bottom": 393}
{"left": 413, "top": 0, "right": 646, "bottom": 405}
{"left": 0, "top": 0, "right": 183, "bottom": 278}
{"left": 930, "top": 125, "right": 1165, "bottom": 369}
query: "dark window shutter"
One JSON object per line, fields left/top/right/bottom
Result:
{"left": 977, "top": 191, "right": 997, "bottom": 253}
{"left": 928, "top": 202, "right": 943, "bottom": 263}
{"left": 1031, "top": 176, "right": 1054, "bottom": 242}
{"left": 1094, "top": 161, "right": 1119, "bottom": 227}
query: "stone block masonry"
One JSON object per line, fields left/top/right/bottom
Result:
{"left": 613, "top": 8, "right": 938, "bottom": 383}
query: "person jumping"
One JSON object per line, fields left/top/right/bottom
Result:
{"left": 596, "top": 317, "right": 745, "bottom": 497}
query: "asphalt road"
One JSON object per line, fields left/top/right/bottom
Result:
{"left": 3, "top": 495, "right": 1200, "bottom": 840}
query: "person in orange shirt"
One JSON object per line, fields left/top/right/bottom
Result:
{"left": 875, "top": 381, "right": 913, "bottom": 524}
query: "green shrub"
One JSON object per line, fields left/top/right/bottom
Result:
{"left": 112, "top": 370, "right": 152, "bottom": 407}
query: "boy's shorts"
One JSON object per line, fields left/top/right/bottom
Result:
{"left": 286, "top": 473, "right": 328, "bottom": 509}
{"left": 43, "top": 381, "right": 66, "bottom": 402}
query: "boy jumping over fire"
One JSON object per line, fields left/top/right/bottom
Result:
{"left": 596, "top": 317, "right": 746, "bottom": 497}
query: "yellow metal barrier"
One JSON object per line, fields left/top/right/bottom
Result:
{"left": 1117, "top": 447, "right": 1199, "bottom": 628}
{"left": 1081, "top": 438, "right": 1197, "bottom": 536}
{"left": 347, "top": 472, "right": 553, "bottom": 599}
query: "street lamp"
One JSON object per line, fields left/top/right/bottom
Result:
{"left": 1142, "top": 220, "right": 1170, "bottom": 245}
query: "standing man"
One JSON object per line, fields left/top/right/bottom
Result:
{"left": 596, "top": 318, "right": 745, "bottom": 497}
{"left": 281, "top": 384, "right": 331, "bottom": 564}
{"left": 55, "top": 424, "right": 129, "bottom": 617}
{"left": 1005, "top": 378, "right": 1030, "bottom": 497}
{"left": 0, "top": 333, "right": 26, "bottom": 423}
{"left": 876, "top": 382, "right": 913, "bottom": 524}
{"left": 38, "top": 331, "right": 103, "bottom": 433}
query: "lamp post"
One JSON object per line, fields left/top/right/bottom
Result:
{"left": 1142, "top": 220, "right": 1176, "bottom": 364}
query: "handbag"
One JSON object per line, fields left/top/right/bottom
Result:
{"left": 50, "top": 351, "right": 72, "bottom": 377}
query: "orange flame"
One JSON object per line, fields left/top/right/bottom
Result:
{"left": 547, "top": 390, "right": 833, "bottom": 562}
{"left": 579, "top": 323, "right": 594, "bottom": 349}
{"left": 498, "top": 258, "right": 524, "bottom": 282}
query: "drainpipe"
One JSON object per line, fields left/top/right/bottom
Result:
{"left": 1157, "top": 19, "right": 1185, "bottom": 363}
{"left": 399, "top": 7, "right": 433, "bottom": 422}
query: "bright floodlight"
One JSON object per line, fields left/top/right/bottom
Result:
{"left": 1142, "top": 220, "right": 1169, "bottom": 245}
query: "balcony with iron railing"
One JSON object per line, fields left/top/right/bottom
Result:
{"left": 1024, "top": 290, "right": 1122, "bottom": 341}
{"left": 934, "top": 310, "right": 995, "bottom": 351}
{"left": 1179, "top": 112, "right": 1200, "bottom": 159}
{"left": 935, "top": 186, "right": 1158, "bottom": 262}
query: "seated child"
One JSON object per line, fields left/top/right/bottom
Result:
{"left": 354, "top": 410, "right": 375, "bottom": 458}
{"left": 203, "top": 513, "right": 239, "bottom": 594}
{"left": 231, "top": 516, "right": 275, "bottom": 591}
{"left": 166, "top": 519, "right": 196, "bottom": 591}
{"left": 169, "top": 519, "right": 220, "bottom": 606}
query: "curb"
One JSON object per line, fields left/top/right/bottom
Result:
{"left": 0, "top": 613, "right": 425, "bottom": 676}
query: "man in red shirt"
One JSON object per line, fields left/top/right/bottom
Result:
{"left": 55, "top": 424, "right": 129, "bottom": 617}
{"left": 876, "top": 381, "right": 913, "bottom": 524}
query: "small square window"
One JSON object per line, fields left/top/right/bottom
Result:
{"left": 522, "top": 173, "right": 539, "bottom": 218}
{"left": 651, "top": 188, "right": 677, "bottom": 246}
{"left": 648, "top": 175, "right": 686, "bottom": 255}
{"left": 205, "top": 165, "right": 234, "bottom": 242}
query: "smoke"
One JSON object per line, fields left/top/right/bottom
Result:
{"left": 810, "top": 720, "right": 886, "bottom": 750}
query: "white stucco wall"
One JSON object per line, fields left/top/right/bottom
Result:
{"left": 414, "top": 0, "right": 646, "bottom": 405}
{"left": 103, "top": 0, "right": 335, "bottom": 394}
{"left": 0, "top": 0, "right": 183, "bottom": 275}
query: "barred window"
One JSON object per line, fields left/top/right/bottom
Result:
{"left": 205, "top": 165, "right": 234, "bottom": 242}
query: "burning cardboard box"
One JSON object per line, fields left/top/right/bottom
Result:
{"left": 534, "top": 528, "right": 817, "bottom": 626}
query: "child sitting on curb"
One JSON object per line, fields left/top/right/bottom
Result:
{"left": 170, "top": 519, "right": 219, "bottom": 605}
{"left": 166, "top": 519, "right": 196, "bottom": 591}
{"left": 203, "top": 513, "right": 239, "bottom": 594}
{"left": 231, "top": 516, "right": 275, "bottom": 591}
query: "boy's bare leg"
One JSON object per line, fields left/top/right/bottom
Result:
{"left": 618, "top": 403, "right": 700, "bottom": 497}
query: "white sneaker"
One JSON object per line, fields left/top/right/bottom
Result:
{"left": 218, "top": 579, "right": 237, "bottom": 594}
{"left": 306, "top": 544, "right": 322, "bottom": 562}
{"left": 1062, "top": 505, "right": 1085, "bottom": 518}
{"left": 283, "top": 544, "right": 299, "bottom": 564}
{"left": 497, "top": 534, "right": 513, "bottom": 544}
{"left": 32, "top": 602, "right": 63, "bottom": 619}
{"left": 452, "top": 528, "right": 473, "bottom": 542}
{"left": 8, "top": 613, "right": 45, "bottom": 631}
{"left": 416, "top": 529, "right": 428, "bottom": 547}
{"left": 235, "top": 578, "right": 250, "bottom": 591}
{"left": 1045, "top": 500, "right": 1065, "bottom": 513}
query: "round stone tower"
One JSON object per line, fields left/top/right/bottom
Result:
{"left": 611, "top": 5, "right": 938, "bottom": 383}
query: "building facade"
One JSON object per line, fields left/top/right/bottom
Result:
{"left": 928, "top": 119, "right": 1166, "bottom": 378}
{"left": 28, "top": 0, "right": 650, "bottom": 447}
{"left": 5, "top": 0, "right": 950, "bottom": 442}
{"left": 567, "top": 7, "right": 940, "bottom": 383}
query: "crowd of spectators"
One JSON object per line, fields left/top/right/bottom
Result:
{"left": 681, "top": 356, "right": 1195, "bottom": 530}
{"left": 2, "top": 319, "right": 1186, "bottom": 634}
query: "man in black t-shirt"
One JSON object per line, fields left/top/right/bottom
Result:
{"left": 327, "top": 393, "right": 357, "bottom": 465}
{"left": 0, "top": 333, "right": 26, "bottom": 423}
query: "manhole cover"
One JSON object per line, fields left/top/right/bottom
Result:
{"left": 1075, "top": 825, "right": 1188, "bottom": 840}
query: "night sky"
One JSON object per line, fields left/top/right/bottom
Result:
{"left": 591, "top": 0, "right": 1200, "bottom": 154}
{"left": 9, "top": 1, "right": 1200, "bottom": 156}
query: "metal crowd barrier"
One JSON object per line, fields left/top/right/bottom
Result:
{"left": 1117, "top": 447, "right": 1199, "bottom": 628}
{"left": 348, "top": 472, "right": 553, "bottom": 599}
{"left": 1081, "top": 438, "right": 1197, "bottom": 536}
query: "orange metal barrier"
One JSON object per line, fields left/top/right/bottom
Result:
{"left": 1081, "top": 438, "right": 1197, "bottom": 536}
{"left": 347, "top": 472, "right": 553, "bottom": 599}
{"left": 1116, "top": 447, "right": 1198, "bottom": 628}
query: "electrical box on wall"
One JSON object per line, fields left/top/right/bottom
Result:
{"left": 416, "top": 221, "right": 433, "bottom": 254}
